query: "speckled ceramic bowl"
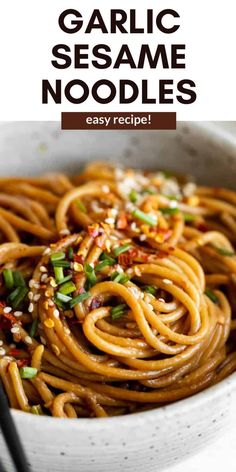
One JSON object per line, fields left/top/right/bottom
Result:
{"left": 0, "top": 122, "right": 236, "bottom": 472}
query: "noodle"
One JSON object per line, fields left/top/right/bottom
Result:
{"left": 0, "top": 162, "right": 236, "bottom": 418}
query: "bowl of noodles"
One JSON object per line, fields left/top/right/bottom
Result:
{"left": 0, "top": 122, "right": 236, "bottom": 472}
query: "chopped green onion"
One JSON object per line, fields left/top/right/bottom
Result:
{"left": 129, "top": 189, "right": 138, "bottom": 203}
{"left": 68, "top": 247, "right": 74, "bottom": 260}
{"left": 205, "top": 289, "right": 219, "bottom": 304}
{"left": 13, "top": 271, "right": 26, "bottom": 287}
{"left": 19, "top": 367, "right": 37, "bottom": 379}
{"left": 160, "top": 207, "right": 179, "bottom": 215}
{"left": 59, "top": 281, "right": 76, "bottom": 295}
{"left": 8, "top": 287, "right": 28, "bottom": 309}
{"left": 110, "top": 304, "right": 127, "bottom": 320}
{"left": 113, "top": 243, "right": 132, "bottom": 257}
{"left": 53, "top": 297, "right": 66, "bottom": 310}
{"left": 31, "top": 405, "right": 43, "bottom": 415}
{"left": 54, "top": 266, "right": 64, "bottom": 283}
{"left": 84, "top": 264, "right": 97, "bottom": 286}
{"left": 142, "top": 188, "right": 156, "bottom": 195}
{"left": 142, "top": 285, "right": 156, "bottom": 295}
{"left": 100, "top": 253, "right": 116, "bottom": 264}
{"left": 29, "top": 319, "right": 38, "bottom": 338}
{"left": 76, "top": 199, "right": 87, "bottom": 213}
{"left": 162, "top": 171, "right": 172, "bottom": 178}
{"left": 3, "top": 269, "right": 14, "bottom": 290}
{"left": 57, "top": 274, "right": 72, "bottom": 285}
{"left": 132, "top": 209, "right": 157, "bottom": 226}
{"left": 184, "top": 213, "right": 195, "bottom": 222}
{"left": 215, "top": 247, "right": 235, "bottom": 257}
{"left": 50, "top": 252, "right": 65, "bottom": 263}
{"left": 96, "top": 259, "right": 114, "bottom": 271}
{"left": 55, "top": 292, "right": 72, "bottom": 304}
{"left": 111, "top": 272, "right": 129, "bottom": 284}
{"left": 52, "top": 260, "right": 71, "bottom": 268}
{"left": 70, "top": 292, "right": 91, "bottom": 308}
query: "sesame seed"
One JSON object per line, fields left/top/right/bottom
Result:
{"left": 28, "top": 303, "right": 34, "bottom": 313}
{"left": 59, "top": 228, "right": 70, "bottom": 236}
{"left": 40, "top": 336, "right": 47, "bottom": 345}
{"left": 130, "top": 222, "right": 137, "bottom": 231}
{"left": 53, "top": 309, "right": 59, "bottom": 318}
{"left": 43, "top": 247, "right": 51, "bottom": 255}
{"left": 28, "top": 291, "right": 33, "bottom": 300}
{"left": 65, "top": 328, "right": 70, "bottom": 335}
{"left": 39, "top": 266, "right": 47, "bottom": 273}
{"left": 140, "top": 234, "right": 147, "bottom": 241}
{"left": 163, "top": 279, "right": 173, "bottom": 285}
{"left": 134, "top": 266, "right": 141, "bottom": 277}
{"left": 128, "top": 287, "right": 140, "bottom": 299}
{"left": 29, "top": 279, "right": 35, "bottom": 288}
{"left": 0, "top": 348, "right": 6, "bottom": 356}
{"left": 102, "top": 185, "right": 110, "bottom": 193}
{"left": 147, "top": 303, "right": 154, "bottom": 310}
{"left": 3, "top": 306, "right": 12, "bottom": 314}
{"left": 105, "top": 217, "right": 115, "bottom": 225}
{"left": 48, "top": 299, "right": 54, "bottom": 307}
{"left": 158, "top": 298, "right": 165, "bottom": 303}
{"left": 41, "top": 274, "right": 48, "bottom": 282}
{"left": 114, "top": 168, "right": 124, "bottom": 180}
{"left": 49, "top": 277, "right": 57, "bottom": 287}
{"left": 14, "top": 311, "right": 23, "bottom": 317}
{"left": 51, "top": 344, "right": 60, "bottom": 356}
{"left": 11, "top": 326, "right": 20, "bottom": 334}
{"left": 33, "top": 294, "right": 41, "bottom": 302}
{"left": 169, "top": 200, "right": 178, "bottom": 209}
{"left": 110, "top": 208, "right": 118, "bottom": 217}
{"left": 116, "top": 265, "right": 124, "bottom": 274}
{"left": 24, "top": 336, "right": 32, "bottom": 345}
{"left": 0, "top": 340, "right": 3, "bottom": 346}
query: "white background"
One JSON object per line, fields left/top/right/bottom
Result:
{"left": 0, "top": 0, "right": 236, "bottom": 120}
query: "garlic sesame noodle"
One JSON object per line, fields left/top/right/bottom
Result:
{"left": 0, "top": 162, "right": 236, "bottom": 418}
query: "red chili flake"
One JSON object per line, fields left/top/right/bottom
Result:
{"left": 0, "top": 301, "right": 6, "bottom": 309}
{"left": 78, "top": 287, "right": 86, "bottom": 295}
{"left": 156, "top": 250, "right": 169, "bottom": 259}
{"left": 116, "top": 212, "right": 128, "bottom": 230}
{"left": 1, "top": 312, "right": 18, "bottom": 325}
{"left": 90, "top": 297, "right": 102, "bottom": 310}
{"left": 95, "top": 233, "right": 106, "bottom": 249}
{"left": 197, "top": 223, "right": 208, "bottom": 233}
{"left": 88, "top": 225, "right": 100, "bottom": 238}
{"left": 213, "top": 187, "right": 221, "bottom": 195}
{"left": 8, "top": 348, "right": 22, "bottom": 357}
{"left": 118, "top": 253, "right": 133, "bottom": 266}
{"left": 17, "top": 359, "right": 29, "bottom": 368}
{"left": 74, "top": 254, "right": 85, "bottom": 264}
{"left": 140, "top": 253, "right": 150, "bottom": 262}
{"left": 118, "top": 248, "right": 139, "bottom": 266}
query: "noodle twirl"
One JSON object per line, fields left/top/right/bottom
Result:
{"left": 0, "top": 162, "right": 236, "bottom": 418}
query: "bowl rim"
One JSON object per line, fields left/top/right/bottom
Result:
{"left": 11, "top": 372, "right": 236, "bottom": 430}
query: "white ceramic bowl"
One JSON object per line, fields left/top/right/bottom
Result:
{"left": 0, "top": 122, "right": 236, "bottom": 472}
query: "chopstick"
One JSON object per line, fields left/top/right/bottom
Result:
{"left": 0, "top": 380, "right": 31, "bottom": 472}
